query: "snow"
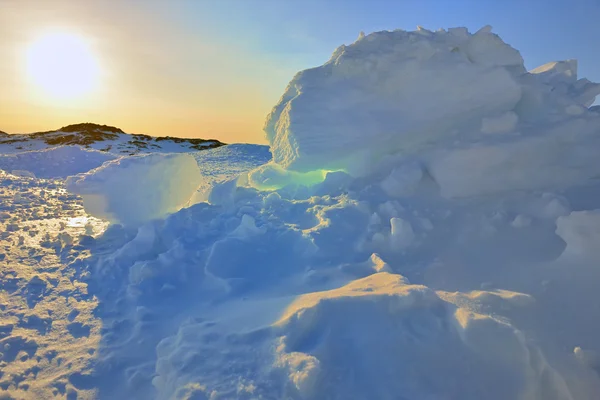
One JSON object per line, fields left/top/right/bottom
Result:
{"left": 192, "top": 144, "right": 272, "bottom": 199}
{"left": 426, "top": 118, "right": 600, "bottom": 197}
{"left": 481, "top": 111, "right": 519, "bottom": 134}
{"left": 389, "top": 216, "right": 415, "bottom": 249}
{"left": 265, "top": 26, "right": 525, "bottom": 175}
{"left": 530, "top": 60, "right": 578, "bottom": 84}
{"left": 556, "top": 210, "right": 600, "bottom": 258}
{"left": 65, "top": 153, "right": 203, "bottom": 226}
{"left": 2, "top": 25, "right": 600, "bottom": 400}
{"left": 272, "top": 272, "right": 570, "bottom": 399}
{"left": 0, "top": 127, "right": 224, "bottom": 156}
{"left": 0, "top": 145, "right": 116, "bottom": 179}
{"left": 264, "top": 26, "right": 600, "bottom": 185}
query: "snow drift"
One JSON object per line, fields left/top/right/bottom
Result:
{"left": 66, "top": 153, "right": 202, "bottom": 226}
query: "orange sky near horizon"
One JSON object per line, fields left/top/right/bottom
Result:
{"left": 0, "top": 1, "right": 304, "bottom": 144}
{"left": 4, "top": 0, "right": 600, "bottom": 145}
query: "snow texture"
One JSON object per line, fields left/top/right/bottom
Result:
{"left": 2, "top": 25, "right": 600, "bottom": 400}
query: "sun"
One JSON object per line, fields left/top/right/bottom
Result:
{"left": 25, "top": 32, "right": 100, "bottom": 100}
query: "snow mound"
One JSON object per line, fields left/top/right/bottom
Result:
{"left": 66, "top": 153, "right": 202, "bottom": 226}
{"left": 0, "top": 145, "right": 116, "bottom": 178}
{"left": 274, "top": 273, "right": 570, "bottom": 399}
{"left": 265, "top": 26, "right": 600, "bottom": 196}
{"left": 151, "top": 273, "right": 572, "bottom": 399}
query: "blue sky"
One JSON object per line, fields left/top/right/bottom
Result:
{"left": 2, "top": 0, "right": 599, "bottom": 142}
{"left": 179, "top": 0, "right": 600, "bottom": 75}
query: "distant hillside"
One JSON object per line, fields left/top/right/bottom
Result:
{"left": 0, "top": 123, "right": 226, "bottom": 155}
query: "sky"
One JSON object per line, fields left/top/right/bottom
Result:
{"left": 1, "top": 0, "right": 599, "bottom": 144}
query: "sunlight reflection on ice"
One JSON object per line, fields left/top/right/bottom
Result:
{"left": 67, "top": 215, "right": 109, "bottom": 236}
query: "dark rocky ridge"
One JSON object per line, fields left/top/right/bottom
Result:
{"left": 59, "top": 123, "right": 124, "bottom": 133}
{"left": 0, "top": 123, "right": 226, "bottom": 154}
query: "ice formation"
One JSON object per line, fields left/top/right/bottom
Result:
{"left": 265, "top": 25, "right": 600, "bottom": 192}
{"left": 65, "top": 153, "right": 202, "bottom": 226}
{"left": 3, "top": 25, "right": 600, "bottom": 400}
{"left": 144, "top": 26, "right": 600, "bottom": 399}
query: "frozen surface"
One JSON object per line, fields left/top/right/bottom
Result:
{"left": 65, "top": 153, "right": 203, "bottom": 226}
{"left": 0, "top": 145, "right": 116, "bottom": 179}
{"left": 2, "top": 25, "right": 600, "bottom": 400}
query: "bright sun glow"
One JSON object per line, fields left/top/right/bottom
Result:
{"left": 26, "top": 32, "right": 100, "bottom": 100}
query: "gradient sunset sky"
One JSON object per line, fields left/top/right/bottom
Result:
{"left": 1, "top": 0, "right": 599, "bottom": 144}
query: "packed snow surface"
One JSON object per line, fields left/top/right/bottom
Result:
{"left": 2, "top": 25, "right": 600, "bottom": 400}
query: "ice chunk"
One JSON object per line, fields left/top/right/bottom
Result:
{"left": 529, "top": 60, "right": 600, "bottom": 107}
{"left": 475, "top": 25, "right": 493, "bottom": 34}
{"left": 530, "top": 60, "right": 579, "bottom": 84}
{"left": 263, "top": 26, "right": 600, "bottom": 187}
{"left": 66, "top": 153, "right": 202, "bottom": 226}
{"left": 571, "top": 79, "right": 600, "bottom": 107}
{"left": 265, "top": 27, "right": 523, "bottom": 175}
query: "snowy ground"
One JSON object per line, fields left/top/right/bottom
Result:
{"left": 3, "top": 25, "right": 600, "bottom": 400}
{"left": 0, "top": 145, "right": 270, "bottom": 399}
{"left": 0, "top": 169, "right": 106, "bottom": 399}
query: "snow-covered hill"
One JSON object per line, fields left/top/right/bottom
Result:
{"left": 0, "top": 123, "right": 225, "bottom": 155}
